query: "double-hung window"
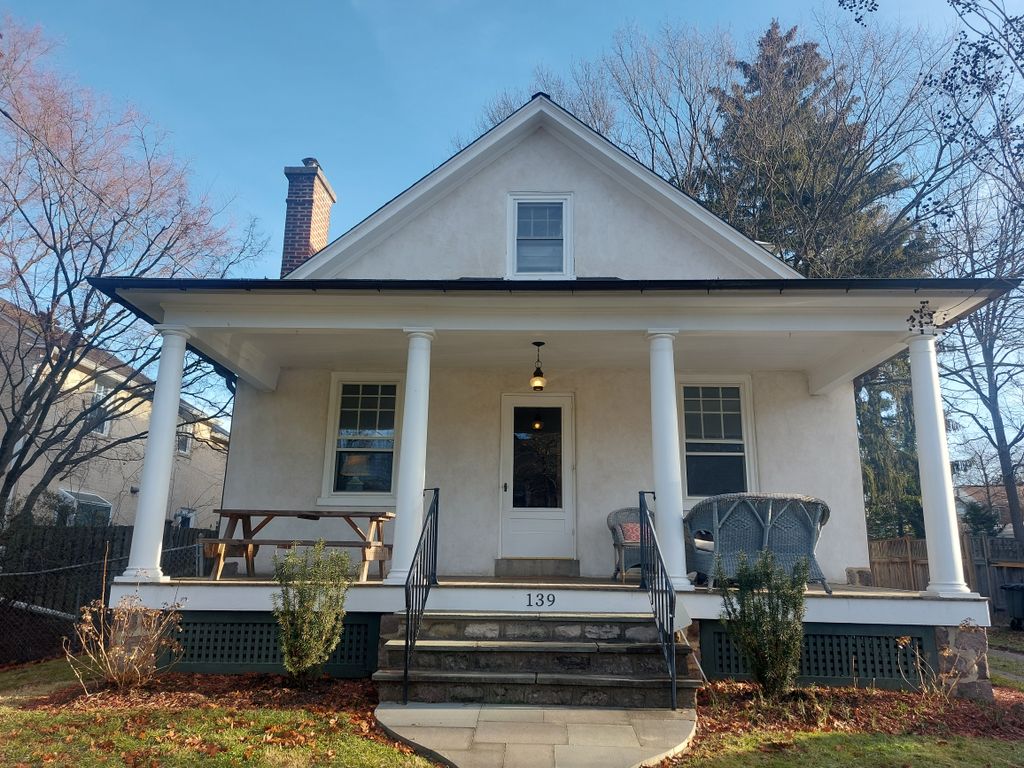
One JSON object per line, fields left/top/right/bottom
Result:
{"left": 682, "top": 385, "right": 749, "bottom": 497}
{"left": 508, "top": 194, "right": 573, "bottom": 278}
{"left": 176, "top": 423, "right": 194, "bottom": 455}
{"left": 89, "top": 380, "right": 112, "bottom": 436}
{"left": 332, "top": 382, "right": 397, "bottom": 494}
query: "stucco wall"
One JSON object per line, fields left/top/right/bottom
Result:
{"left": 328, "top": 127, "right": 756, "bottom": 281}
{"left": 223, "top": 365, "right": 868, "bottom": 581}
{"left": 750, "top": 373, "right": 870, "bottom": 578}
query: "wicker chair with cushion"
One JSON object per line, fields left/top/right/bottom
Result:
{"left": 606, "top": 507, "right": 642, "bottom": 582}
{"left": 684, "top": 492, "right": 832, "bottom": 594}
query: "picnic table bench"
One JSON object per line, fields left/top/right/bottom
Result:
{"left": 204, "top": 508, "right": 394, "bottom": 582}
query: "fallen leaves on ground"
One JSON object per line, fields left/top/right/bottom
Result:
{"left": 669, "top": 681, "right": 1024, "bottom": 765}
{"left": 23, "top": 672, "right": 419, "bottom": 757}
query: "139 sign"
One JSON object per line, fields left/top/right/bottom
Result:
{"left": 526, "top": 592, "right": 556, "bottom": 607}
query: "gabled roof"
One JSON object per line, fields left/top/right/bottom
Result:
{"left": 286, "top": 93, "right": 803, "bottom": 281}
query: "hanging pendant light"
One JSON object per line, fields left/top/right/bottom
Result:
{"left": 529, "top": 341, "right": 547, "bottom": 391}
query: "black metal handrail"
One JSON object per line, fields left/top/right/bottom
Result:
{"left": 638, "top": 490, "right": 678, "bottom": 710}
{"left": 403, "top": 487, "right": 440, "bottom": 704}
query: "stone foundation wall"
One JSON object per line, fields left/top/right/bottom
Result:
{"left": 935, "top": 622, "right": 993, "bottom": 701}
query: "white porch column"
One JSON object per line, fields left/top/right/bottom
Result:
{"left": 648, "top": 330, "right": 692, "bottom": 591}
{"left": 907, "top": 333, "right": 972, "bottom": 596}
{"left": 117, "top": 325, "right": 191, "bottom": 582}
{"left": 385, "top": 328, "right": 435, "bottom": 585}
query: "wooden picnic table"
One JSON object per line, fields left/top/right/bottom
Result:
{"left": 206, "top": 508, "right": 395, "bottom": 582}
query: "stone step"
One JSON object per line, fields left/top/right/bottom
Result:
{"left": 382, "top": 639, "right": 691, "bottom": 676}
{"left": 372, "top": 669, "right": 700, "bottom": 708}
{"left": 395, "top": 612, "right": 663, "bottom": 643}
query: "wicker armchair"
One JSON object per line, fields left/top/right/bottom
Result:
{"left": 684, "top": 493, "right": 832, "bottom": 594}
{"left": 606, "top": 507, "right": 642, "bottom": 582}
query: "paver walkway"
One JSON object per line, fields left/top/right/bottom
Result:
{"left": 375, "top": 703, "right": 697, "bottom": 768}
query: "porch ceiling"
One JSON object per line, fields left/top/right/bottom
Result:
{"left": 88, "top": 277, "right": 1015, "bottom": 395}
{"left": 204, "top": 328, "right": 901, "bottom": 379}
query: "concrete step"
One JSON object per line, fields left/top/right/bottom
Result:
{"left": 382, "top": 638, "right": 691, "bottom": 676}
{"left": 395, "top": 612, "right": 663, "bottom": 643}
{"left": 373, "top": 669, "right": 700, "bottom": 708}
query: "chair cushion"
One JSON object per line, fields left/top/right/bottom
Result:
{"left": 620, "top": 522, "right": 641, "bottom": 543}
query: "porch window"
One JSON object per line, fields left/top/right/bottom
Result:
{"left": 682, "top": 385, "right": 748, "bottom": 497}
{"left": 508, "top": 194, "right": 573, "bottom": 278}
{"left": 333, "top": 383, "right": 397, "bottom": 493}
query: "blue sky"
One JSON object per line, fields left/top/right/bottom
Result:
{"left": 5, "top": 1, "right": 961, "bottom": 278}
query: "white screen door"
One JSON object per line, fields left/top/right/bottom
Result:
{"left": 499, "top": 394, "right": 575, "bottom": 558}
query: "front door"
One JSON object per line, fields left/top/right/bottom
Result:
{"left": 499, "top": 394, "right": 575, "bottom": 558}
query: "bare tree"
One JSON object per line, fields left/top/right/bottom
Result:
{"left": 936, "top": 179, "right": 1024, "bottom": 541}
{"left": 0, "top": 21, "right": 264, "bottom": 518}
{"left": 469, "top": 18, "right": 971, "bottom": 278}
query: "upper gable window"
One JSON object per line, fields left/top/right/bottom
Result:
{"left": 507, "top": 194, "right": 573, "bottom": 279}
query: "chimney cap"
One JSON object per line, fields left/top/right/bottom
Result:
{"left": 302, "top": 157, "right": 320, "bottom": 168}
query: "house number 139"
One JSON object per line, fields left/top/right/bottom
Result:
{"left": 527, "top": 592, "right": 555, "bottom": 607}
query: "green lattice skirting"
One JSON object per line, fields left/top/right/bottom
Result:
{"left": 699, "top": 621, "right": 939, "bottom": 689}
{"left": 171, "top": 611, "right": 381, "bottom": 677}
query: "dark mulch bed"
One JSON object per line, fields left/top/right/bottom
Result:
{"left": 671, "top": 680, "right": 1024, "bottom": 764}
{"left": 24, "top": 672, "right": 414, "bottom": 755}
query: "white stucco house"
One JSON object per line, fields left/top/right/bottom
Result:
{"left": 96, "top": 94, "right": 1012, "bottom": 698}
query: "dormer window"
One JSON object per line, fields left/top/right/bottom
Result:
{"left": 507, "top": 193, "right": 573, "bottom": 279}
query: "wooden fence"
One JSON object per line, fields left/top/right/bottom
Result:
{"left": 869, "top": 534, "right": 1024, "bottom": 614}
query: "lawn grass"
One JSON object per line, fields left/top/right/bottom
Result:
{"left": 0, "top": 658, "right": 78, "bottom": 694}
{"left": 0, "top": 661, "right": 435, "bottom": 768}
{"left": 0, "top": 704, "right": 432, "bottom": 767}
{"left": 680, "top": 732, "right": 1024, "bottom": 767}
{"left": 991, "top": 652, "right": 1024, "bottom": 679}
{"left": 990, "top": 627, "right": 1024, "bottom": 654}
{"left": 671, "top": 680, "right": 1024, "bottom": 768}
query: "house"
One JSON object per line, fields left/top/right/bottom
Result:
{"left": 0, "top": 299, "right": 228, "bottom": 529}
{"left": 956, "top": 484, "right": 1020, "bottom": 537}
{"left": 96, "top": 94, "right": 1013, "bottom": 701}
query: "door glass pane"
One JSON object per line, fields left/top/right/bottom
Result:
{"left": 512, "top": 406, "right": 562, "bottom": 508}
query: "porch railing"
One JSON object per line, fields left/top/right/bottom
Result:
{"left": 637, "top": 490, "right": 678, "bottom": 710}
{"left": 403, "top": 487, "right": 440, "bottom": 704}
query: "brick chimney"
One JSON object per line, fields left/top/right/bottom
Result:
{"left": 280, "top": 157, "right": 337, "bottom": 276}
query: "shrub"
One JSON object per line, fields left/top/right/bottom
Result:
{"left": 272, "top": 541, "right": 352, "bottom": 685}
{"left": 64, "top": 594, "right": 183, "bottom": 693}
{"left": 717, "top": 551, "right": 808, "bottom": 700}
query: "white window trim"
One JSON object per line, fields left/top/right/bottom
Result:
{"left": 318, "top": 372, "right": 404, "bottom": 507}
{"left": 677, "top": 374, "right": 759, "bottom": 508}
{"left": 176, "top": 423, "right": 194, "bottom": 455}
{"left": 506, "top": 192, "right": 574, "bottom": 279}
{"left": 89, "top": 380, "right": 112, "bottom": 437}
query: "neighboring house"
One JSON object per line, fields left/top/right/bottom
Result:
{"left": 956, "top": 484, "right": 1020, "bottom": 537}
{"left": 0, "top": 302, "right": 228, "bottom": 529}
{"left": 98, "top": 95, "right": 1013, "bottom": 699}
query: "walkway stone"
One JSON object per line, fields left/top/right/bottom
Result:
{"left": 375, "top": 703, "right": 696, "bottom": 768}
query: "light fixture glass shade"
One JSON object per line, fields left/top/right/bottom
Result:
{"left": 530, "top": 367, "right": 546, "bottom": 391}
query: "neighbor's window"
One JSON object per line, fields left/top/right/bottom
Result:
{"left": 682, "top": 385, "right": 748, "bottom": 497}
{"left": 88, "top": 380, "right": 112, "bottom": 436}
{"left": 333, "top": 383, "right": 397, "bottom": 493}
{"left": 510, "top": 195, "right": 572, "bottom": 277}
{"left": 176, "top": 423, "right": 194, "bottom": 455}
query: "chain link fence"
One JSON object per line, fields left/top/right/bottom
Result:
{"left": 0, "top": 522, "right": 215, "bottom": 664}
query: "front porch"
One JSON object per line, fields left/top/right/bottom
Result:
{"left": 115, "top": 575, "right": 992, "bottom": 627}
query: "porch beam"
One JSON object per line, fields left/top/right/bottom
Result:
{"left": 116, "top": 325, "right": 192, "bottom": 582}
{"left": 907, "top": 333, "right": 972, "bottom": 597}
{"left": 385, "top": 328, "right": 435, "bottom": 585}
{"left": 647, "top": 330, "right": 692, "bottom": 591}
